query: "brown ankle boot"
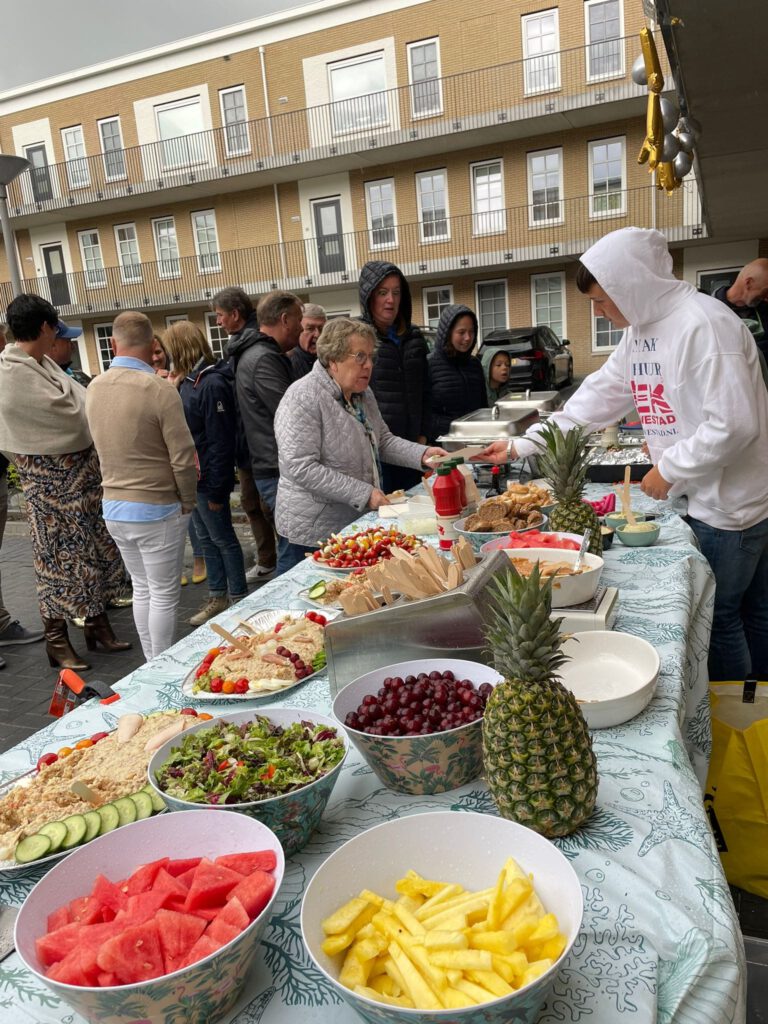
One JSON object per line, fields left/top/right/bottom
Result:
{"left": 43, "top": 618, "right": 91, "bottom": 671}
{"left": 83, "top": 612, "right": 132, "bottom": 653}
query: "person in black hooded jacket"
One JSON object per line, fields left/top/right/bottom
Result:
{"left": 427, "top": 304, "right": 487, "bottom": 442}
{"left": 357, "top": 261, "right": 430, "bottom": 492}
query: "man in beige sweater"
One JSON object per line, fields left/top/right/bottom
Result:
{"left": 86, "top": 312, "right": 197, "bottom": 660}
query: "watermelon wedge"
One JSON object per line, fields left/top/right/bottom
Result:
{"left": 180, "top": 933, "right": 225, "bottom": 970}
{"left": 154, "top": 909, "right": 206, "bottom": 972}
{"left": 96, "top": 921, "right": 165, "bottom": 984}
{"left": 46, "top": 905, "right": 70, "bottom": 932}
{"left": 227, "top": 869, "right": 275, "bottom": 920}
{"left": 184, "top": 859, "right": 243, "bottom": 911}
{"left": 123, "top": 857, "right": 170, "bottom": 896}
{"left": 165, "top": 857, "right": 202, "bottom": 878}
{"left": 215, "top": 851, "right": 276, "bottom": 875}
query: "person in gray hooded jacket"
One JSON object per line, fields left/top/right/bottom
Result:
{"left": 274, "top": 318, "right": 446, "bottom": 566}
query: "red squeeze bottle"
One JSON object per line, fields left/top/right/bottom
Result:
{"left": 432, "top": 465, "right": 461, "bottom": 516}
{"left": 445, "top": 459, "right": 467, "bottom": 510}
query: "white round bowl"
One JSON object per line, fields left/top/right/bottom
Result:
{"left": 499, "top": 547, "right": 604, "bottom": 607}
{"left": 479, "top": 531, "right": 583, "bottom": 557}
{"left": 15, "top": 810, "right": 284, "bottom": 1024}
{"left": 558, "top": 631, "right": 660, "bottom": 728}
{"left": 301, "top": 811, "right": 583, "bottom": 1024}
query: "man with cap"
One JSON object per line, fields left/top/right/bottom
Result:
{"left": 48, "top": 320, "right": 91, "bottom": 387}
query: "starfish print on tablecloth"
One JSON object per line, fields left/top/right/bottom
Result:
{"left": 613, "top": 780, "right": 717, "bottom": 861}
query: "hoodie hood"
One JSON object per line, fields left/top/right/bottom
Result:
{"left": 581, "top": 227, "right": 695, "bottom": 328}
{"left": 435, "top": 304, "right": 479, "bottom": 361}
{"left": 187, "top": 357, "right": 234, "bottom": 387}
{"left": 358, "top": 261, "right": 412, "bottom": 330}
{"left": 480, "top": 346, "right": 512, "bottom": 403}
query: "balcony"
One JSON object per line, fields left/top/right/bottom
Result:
{"left": 7, "top": 33, "right": 672, "bottom": 225}
{"left": 1, "top": 183, "right": 704, "bottom": 316}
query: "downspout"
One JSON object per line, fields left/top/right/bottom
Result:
{"left": 259, "top": 44, "right": 288, "bottom": 282}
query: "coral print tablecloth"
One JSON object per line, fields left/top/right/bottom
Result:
{"left": 0, "top": 493, "right": 746, "bottom": 1024}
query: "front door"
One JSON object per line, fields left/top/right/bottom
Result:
{"left": 26, "top": 145, "right": 54, "bottom": 204}
{"left": 312, "top": 198, "right": 345, "bottom": 274}
{"left": 42, "top": 245, "right": 71, "bottom": 307}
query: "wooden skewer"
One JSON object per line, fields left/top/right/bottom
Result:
{"left": 623, "top": 465, "right": 638, "bottom": 526}
{"left": 210, "top": 623, "right": 255, "bottom": 657}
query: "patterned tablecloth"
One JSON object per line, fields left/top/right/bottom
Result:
{"left": 0, "top": 493, "right": 747, "bottom": 1024}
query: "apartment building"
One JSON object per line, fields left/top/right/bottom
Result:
{"left": 0, "top": 0, "right": 715, "bottom": 378}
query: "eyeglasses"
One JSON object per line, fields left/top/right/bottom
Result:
{"left": 347, "top": 350, "right": 376, "bottom": 366}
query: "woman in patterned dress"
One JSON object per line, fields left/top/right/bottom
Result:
{"left": 0, "top": 294, "right": 131, "bottom": 670}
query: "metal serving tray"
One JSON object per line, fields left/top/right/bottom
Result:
{"left": 442, "top": 407, "right": 539, "bottom": 439}
{"left": 495, "top": 390, "right": 564, "bottom": 414}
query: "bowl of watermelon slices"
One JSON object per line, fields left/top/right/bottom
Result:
{"left": 15, "top": 809, "right": 284, "bottom": 1024}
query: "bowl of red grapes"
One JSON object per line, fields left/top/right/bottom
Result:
{"left": 332, "top": 660, "right": 502, "bottom": 795}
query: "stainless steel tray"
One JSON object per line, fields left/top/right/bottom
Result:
{"left": 495, "top": 390, "right": 563, "bottom": 414}
{"left": 443, "top": 407, "right": 539, "bottom": 439}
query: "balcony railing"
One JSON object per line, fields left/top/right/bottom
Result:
{"left": 2, "top": 184, "right": 703, "bottom": 315}
{"left": 7, "top": 33, "right": 671, "bottom": 218}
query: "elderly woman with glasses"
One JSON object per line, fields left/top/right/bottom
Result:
{"left": 274, "top": 318, "right": 447, "bottom": 568}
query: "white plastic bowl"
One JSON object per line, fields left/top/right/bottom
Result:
{"left": 499, "top": 547, "right": 604, "bottom": 607}
{"left": 558, "top": 631, "right": 660, "bottom": 728}
{"left": 480, "top": 531, "right": 583, "bottom": 557}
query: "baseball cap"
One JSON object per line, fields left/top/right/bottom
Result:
{"left": 55, "top": 320, "right": 82, "bottom": 340}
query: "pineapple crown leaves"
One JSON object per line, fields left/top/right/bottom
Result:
{"left": 534, "top": 421, "right": 592, "bottom": 500}
{"left": 484, "top": 564, "right": 570, "bottom": 683}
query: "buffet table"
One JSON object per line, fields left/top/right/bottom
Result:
{"left": 0, "top": 495, "right": 747, "bottom": 1024}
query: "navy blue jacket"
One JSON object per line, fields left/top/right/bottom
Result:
{"left": 427, "top": 304, "right": 486, "bottom": 441}
{"left": 179, "top": 359, "right": 237, "bottom": 504}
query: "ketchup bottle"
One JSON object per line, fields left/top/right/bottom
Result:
{"left": 444, "top": 459, "right": 467, "bottom": 511}
{"left": 433, "top": 466, "right": 462, "bottom": 550}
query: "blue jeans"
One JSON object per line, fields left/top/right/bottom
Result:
{"left": 687, "top": 514, "right": 768, "bottom": 681}
{"left": 282, "top": 541, "right": 318, "bottom": 574}
{"left": 193, "top": 495, "right": 247, "bottom": 599}
{"left": 253, "top": 476, "right": 293, "bottom": 578}
{"left": 187, "top": 515, "right": 203, "bottom": 558}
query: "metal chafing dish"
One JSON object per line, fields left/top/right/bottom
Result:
{"left": 437, "top": 407, "right": 538, "bottom": 450}
{"left": 324, "top": 549, "right": 510, "bottom": 697}
{"left": 495, "top": 390, "right": 564, "bottom": 415}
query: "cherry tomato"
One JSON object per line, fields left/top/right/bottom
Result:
{"left": 90, "top": 731, "right": 109, "bottom": 744}
{"left": 305, "top": 611, "right": 317, "bottom": 623}
{"left": 195, "top": 665, "right": 209, "bottom": 679}
{"left": 234, "top": 678, "right": 249, "bottom": 694}
{"left": 221, "top": 680, "right": 236, "bottom": 694}
{"left": 37, "top": 752, "right": 58, "bottom": 771}
{"left": 206, "top": 648, "right": 222, "bottom": 659}
{"left": 209, "top": 677, "right": 223, "bottom": 693}
{"left": 315, "top": 614, "right": 327, "bottom": 626}
{"left": 57, "top": 746, "right": 74, "bottom": 758}
{"left": 75, "top": 738, "right": 93, "bottom": 750}
{"left": 179, "top": 708, "right": 198, "bottom": 717}
{"left": 274, "top": 622, "right": 283, "bottom": 633}
{"left": 197, "top": 712, "right": 214, "bottom": 721}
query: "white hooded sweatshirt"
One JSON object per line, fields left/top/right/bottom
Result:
{"left": 515, "top": 228, "right": 768, "bottom": 530}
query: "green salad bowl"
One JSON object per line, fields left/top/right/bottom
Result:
{"left": 147, "top": 707, "right": 348, "bottom": 855}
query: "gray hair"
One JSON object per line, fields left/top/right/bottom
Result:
{"left": 317, "top": 318, "right": 377, "bottom": 367}
{"left": 256, "top": 290, "right": 302, "bottom": 326}
{"left": 302, "top": 303, "right": 326, "bottom": 321}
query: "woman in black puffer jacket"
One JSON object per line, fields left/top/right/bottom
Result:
{"left": 427, "top": 304, "right": 487, "bottom": 442}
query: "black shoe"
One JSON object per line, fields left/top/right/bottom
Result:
{"left": 0, "top": 620, "right": 45, "bottom": 647}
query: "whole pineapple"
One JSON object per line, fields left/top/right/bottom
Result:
{"left": 535, "top": 421, "right": 602, "bottom": 555}
{"left": 482, "top": 565, "right": 598, "bottom": 838}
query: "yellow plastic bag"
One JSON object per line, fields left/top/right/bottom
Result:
{"left": 705, "top": 681, "right": 768, "bottom": 898}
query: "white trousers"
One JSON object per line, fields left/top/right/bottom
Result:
{"left": 106, "top": 513, "right": 190, "bottom": 660}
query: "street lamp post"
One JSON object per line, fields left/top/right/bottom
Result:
{"left": 0, "top": 155, "right": 30, "bottom": 298}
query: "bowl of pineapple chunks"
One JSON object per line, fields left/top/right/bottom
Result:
{"left": 301, "top": 810, "right": 582, "bottom": 1024}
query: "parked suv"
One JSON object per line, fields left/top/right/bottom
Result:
{"left": 478, "top": 326, "right": 573, "bottom": 390}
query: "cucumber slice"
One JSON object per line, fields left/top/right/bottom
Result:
{"left": 143, "top": 783, "right": 167, "bottom": 814}
{"left": 61, "top": 815, "right": 88, "bottom": 850}
{"left": 113, "top": 797, "right": 137, "bottom": 826}
{"left": 83, "top": 810, "right": 102, "bottom": 843}
{"left": 129, "top": 791, "right": 153, "bottom": 820}
{"left": 308, "top": 581, "right": 327, "bottom": 600}
{"left": 15, "top": 834, "right": 52, "bottom": 864}
{"left": 97, "top": 803, "right": 120, "bottom": 834}
{"left": 37, "top": 820, "right": 68, "bottom": 853}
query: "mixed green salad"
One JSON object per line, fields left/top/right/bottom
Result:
{"left": 154, "top": 716, "right": 345, "bottom": 804}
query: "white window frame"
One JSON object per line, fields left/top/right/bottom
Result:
{"left": 165, "top": 314, "right": 189, "bottom": 327}
{"left": 470, "top": 159, "right": 506, "bottom": 236}
{"left": 151, "top": 216, "right": 181, "bottom": 280}
{"left": 94, "top": 323, "right": 114, "bottom": 372}
{"left": 527, "top": 147, "right": 564, "bottom": 228}
{"left": 61, "top": 125, "right": 90, "bottom": 190}
{"left": 475, "top": 279, "right": 509, "bottom": 341}
{"left": 77, "top": 229, "right": 107, "bottom": 289}
{"left": 530, "top": 271, "right": 566, "bottom": 340}
{"left": 588, "top": 137, "right": 627, "bottom": 218}
{"left": 522, "top": 9, "right": 561, "bottom": 96}
{"left": 364, "top": 178, "right": 398, "bottom": 249}
{"left": 113, "top": 223, "right": 142, "bottom": 284}
{"left": 406, "top": 37, "right": 443, "bottom": 118}
{"left": 191, "top": 209, "right": 221, "bottom": 274}
{"left": 97, "top": 116, "right": 126, "bottom": 181}
{"left": 591, "top": 309, "right": 624, "bottom": 353}
{"left": 154, "top": 96, "right": 207, "bottom": 170}
{"left": 205, "top": 311, "right": 228, "bottom": 359}
{"left": 416, "top": 169, "right": 450, "bottom": 243}
{"left": 327, "top": 51, "right": 389, "bottom": 136}
{"left": 584, "top": 0, "right": 625, "bottom": 82}
{"left": 219, "top": 85, "right": 250, "bottom": 157}
{"left": 422, "top": 285, "right": 454, "bottom": 329}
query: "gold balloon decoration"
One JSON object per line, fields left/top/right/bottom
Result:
{"left": 635, "top": 27, "right": 687, "bottom": 195}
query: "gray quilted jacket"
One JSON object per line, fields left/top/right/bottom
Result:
{"left": 275, "top": 360, "right": 426, "bottom": 545}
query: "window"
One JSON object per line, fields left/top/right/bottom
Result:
{"left": 589, "top": 137, "right": 626, "bottom": 216}
{"left": 97, "top": 117, "right": 126, "bottom": 180}
{"left": 78, "top": 230, "right": 106, "bottom": 288}
{"left": 476, "top": 280, "right": 508, "bottom": 340}
{"left": 113, "top": 223, "right": 142, "bottom": 283}
{"left": 531, "top": 273, "right": 565, "bottom": 339}
{"left": 585, "top": 0, "right": 624, "bottom": 81}
{"left": 328, "top": 52, "right": 387, "bottom": 134}
{"left": 166, "top": 314, "right": 189, "bottom": 327}
{"left": 698, "top": 268, "right": 739, "bottom": 295}
{"left": 191, "top": 210, "right": 221, "bottom": 273}
{"left": 416, "top": 169, "right": 449, "bottom": 242}
{"left": 593, "top": 312, "right": 623, "bottom": 352}
{"left": 205, "top": 312, "right": 228, "bottom": 358}
{"left": 471, "top": 160, "right": 506, "bottom": 235}
{"left": 522, "top": 10, "right": 560, "bottom": 95}
{"left": 365, "top": 179, "right": 397, "bottom": 248}
{"left": 155, "top": 97, "right": 205, "bottom": 169}
{"left": 422, "top": 285, "right": 453, "bottom": 329}
{"left": 219, "top": 86, "right": 250, "bottom": 156}
{"left": 95, "top": 323, "right": 114, "bottom": 371}
{"left": 407, "top": 38, "right": 442, "bottom": 117}
{"left": 61, "top": 126, "right": 89, "bottom": 189}
{"left": 152, "top": 217, "right": 180, "bottom": 279}
{"left": 528, "top": 148, "right": 563, "bottom": 226}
